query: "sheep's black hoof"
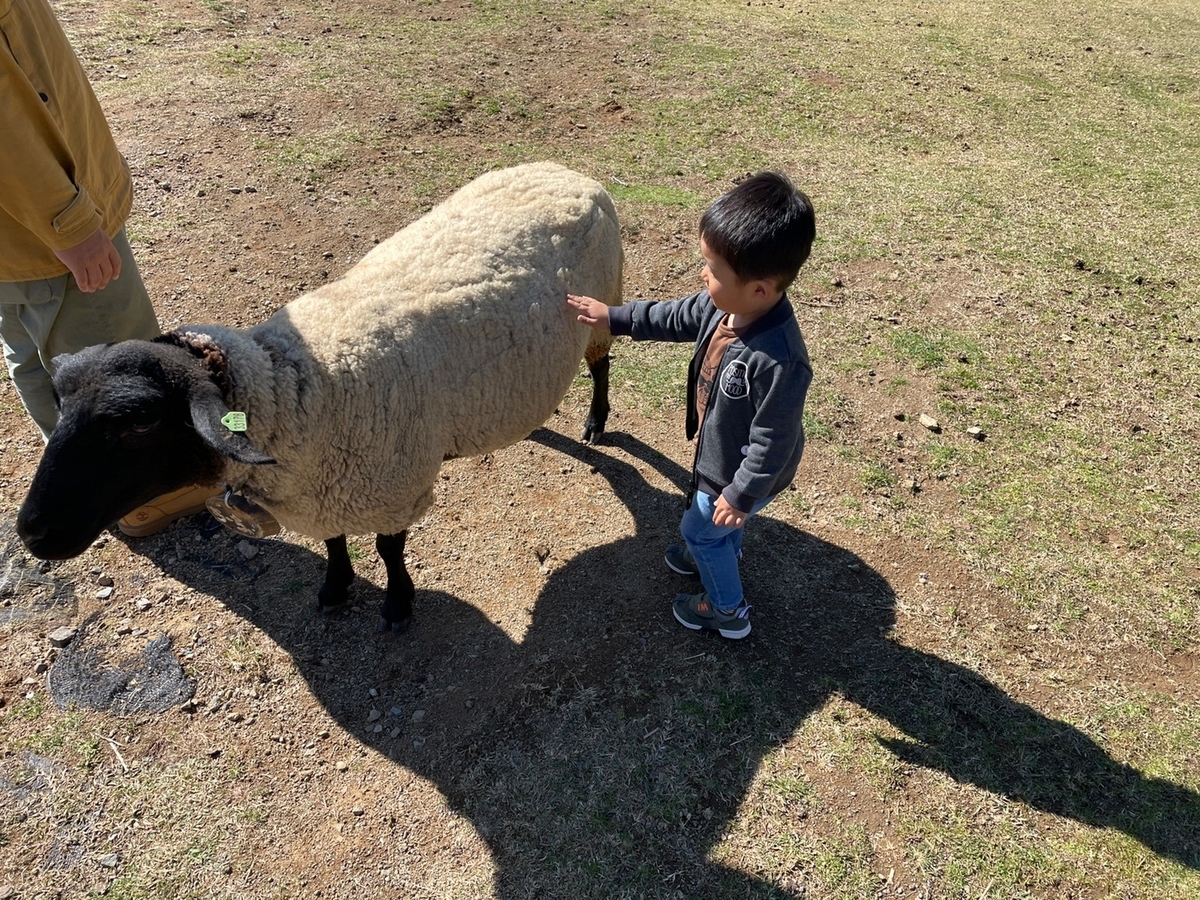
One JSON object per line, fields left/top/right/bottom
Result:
{"left": 318, "top": 587, "right": 350, "bottom": 611}
{"left": 317, "top": 594, "right": 347, "bottom": 613}
{"left": 580, "top": 420, "right": 606, "bottom": 445}
{"left": 379, "top": 616, "right": 411, "bottom": 635}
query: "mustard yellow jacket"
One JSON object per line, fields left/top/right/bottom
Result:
{"left": 0, "top": 0, "right": 134, "bottom": 281}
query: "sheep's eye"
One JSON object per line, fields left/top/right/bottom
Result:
{"left": 123, "top": 416, "right": 160, "bottom": 436}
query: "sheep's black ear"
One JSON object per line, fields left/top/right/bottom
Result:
{"left": 188, "top": 380, "right": 277, "bottom": 465}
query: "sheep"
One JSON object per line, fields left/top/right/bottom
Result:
{"left": 17, "top": 161, "right": 623, "bottom": 632}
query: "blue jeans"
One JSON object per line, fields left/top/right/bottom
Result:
{"left": 680, "top": 491, "right": 774, "bottom": 613}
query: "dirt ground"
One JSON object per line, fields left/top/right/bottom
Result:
{"left": 2, "top": 1, "right": 1197, "bottom": 898}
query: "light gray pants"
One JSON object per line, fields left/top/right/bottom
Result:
{"left": 0, "top": 229, "right": 159, "bottom": 440}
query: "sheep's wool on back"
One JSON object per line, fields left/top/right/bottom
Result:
{"left": 184, "top": 162, "right": 623, "bottom": 540}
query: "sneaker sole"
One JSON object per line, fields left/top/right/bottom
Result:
{"left": 671, "top": 606, "right": 752, "bottom": 639}
{"left": 717, "top": 622, "right": 751, "bottom": 640}
{"left": 118, "top": 500, "right": 211, "bottom": 537}
{"left": 664, "top": 556, "right": 698, "bottom": 576}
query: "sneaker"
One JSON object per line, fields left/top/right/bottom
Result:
{"left": 664, "top": 544, "right": 698, "bottom": 576}
{"left": 672, "top": 591, "right": 752, "bottom": 640}
{"left": 117, "top": 484, "right": 223, "bottom": 537}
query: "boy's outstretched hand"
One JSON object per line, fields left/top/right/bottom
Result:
{"left": 567, "top": 294, "right": 611, "bottom": 333}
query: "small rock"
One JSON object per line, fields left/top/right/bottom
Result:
{"left": 412, "top": 736, "right": 426, "bottom": 749}
{"left": 411, "top": 709, "right": 426, "bottom": 723}
{"left": 389, "top": 706, "right": 402, "bottom": 717}
{"left": 97, "top": 574, "right": 114, "bottom": 587}
{"left": 367, "top": 709, "right": 382, "bottom": 722}
{"left": 48, "top": 625, "right": 78, "bottom": 648}
{"left": 135, "top": 597, "right": 153, "bottom": 612}
{"left": 966, "top": 426, "right": 986, "bottom": 440}
{"left": 97, "top": 852, "right": 120, "bottom": 869}
{"left": 918, "top": 413, "right": 941, "bottom": 433}
{"left": 352, "top": 805, "right": 365, "bottom": 816}
{"left": 389, "top": 727, "right": 402, "bottom": 739}
{"left": 96, "top": 586, "right": 114, "bottom": 600}
{"left": 369, "top": 688, "right": 379, "bottom": 698}
{"left": 335, "top": 760, "right": 349, "bottom": 771}
{"left": 235, "top": 541, "right": 258, "bottom": 560}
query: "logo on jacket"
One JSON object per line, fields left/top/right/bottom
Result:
{"left": 720, "top": 361, "right": 749, "bottom": 399}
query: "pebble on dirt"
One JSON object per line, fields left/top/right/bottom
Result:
{"left": 48, "top": 625, "right": 78, "bottom": 648}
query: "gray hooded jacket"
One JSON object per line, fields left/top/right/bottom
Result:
{"left": 608, "top": 290, "right": 811, "bottom": 512}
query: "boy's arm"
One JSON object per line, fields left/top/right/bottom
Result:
{"left": 623, "top": 291, "right": 711, "bottom": 342}
{"left": 568, "top": 291, "right": 711, "bottom": 342}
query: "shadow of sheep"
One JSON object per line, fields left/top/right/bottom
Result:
{"left": 91, "top": 425, "right": 1200, "bottom": 896}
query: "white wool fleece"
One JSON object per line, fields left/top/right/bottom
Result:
{"left": 179, "top": 162, "right": 623, "bottom": 539}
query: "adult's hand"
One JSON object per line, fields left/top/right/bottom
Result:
{"left": 53, "top": 228, "right": 121, "bottom": 292}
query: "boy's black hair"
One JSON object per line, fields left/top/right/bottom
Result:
{"left": 698, "top": 171, "right": 815, "bottom": 290}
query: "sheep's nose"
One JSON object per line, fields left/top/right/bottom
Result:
{"left": 15, "top": 507, "right": 48, "bottom": 545}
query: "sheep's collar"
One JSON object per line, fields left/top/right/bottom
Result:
{"left": 206, "top": 487, "right": 281, "bottom": 539}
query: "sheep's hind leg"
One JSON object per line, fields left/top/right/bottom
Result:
{"left": 318, "top": 535, "right": 355, "bottom": 612}
{"left": 376, "top": 531, "right": 414, "bottom": 634}
{"left": 581, "top": 351, "right": 611, "bottom": 444}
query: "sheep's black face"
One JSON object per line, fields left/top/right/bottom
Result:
{"left": 17, "top": 341, "right": 225, "bottom": 560}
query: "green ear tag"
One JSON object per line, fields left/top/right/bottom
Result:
{"left": 221, "top": 411, "right": 248, "bottom": 432}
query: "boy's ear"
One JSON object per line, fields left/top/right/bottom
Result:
{"left": 750, "top": 277, "right": 781, "bottom": 300}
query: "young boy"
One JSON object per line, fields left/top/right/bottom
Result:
{"left": 568, "top": 171, "right": 814, "bottom": 639}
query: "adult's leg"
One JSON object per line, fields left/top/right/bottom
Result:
{"left": 46, "top": 228, "right": 159, "bottom": 359}
{"left": 0, "top": 230, "right": 157, "bottom": 439}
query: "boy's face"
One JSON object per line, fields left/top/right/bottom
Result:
{"left": 700, "top": 238, "right": 781, "bottom": 322}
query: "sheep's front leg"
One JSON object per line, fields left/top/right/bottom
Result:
{"left": 581, "top": 351, "right": 611, "bottom": 443}
{"left": 376, "top": 531, "right": 414, "bottom": 634}
{"left": 319, "top": 535, "right": 355, "bottom": 611}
